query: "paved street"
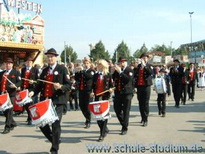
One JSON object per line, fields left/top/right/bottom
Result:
{"left": 0, "top": 87, "right": 204, "bottom": 154}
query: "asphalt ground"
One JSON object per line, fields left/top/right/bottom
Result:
{"left": 0, "top": 87, "right": 204, "bottom": 154}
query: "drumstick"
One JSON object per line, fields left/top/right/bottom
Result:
{"left": 22, "top": 78, "right": 37, "bottom": 83}
{"left": 3, "top": 75, "right": 17, "bottom": 89}
{"left": 37, "top": 79, "right": 57, "bottom": 85}
{"left": 96, "top": 87, "right": 115, "bottom": 96}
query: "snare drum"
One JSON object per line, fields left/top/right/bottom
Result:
{"left": 154, "top": 76, "right": 167, "bottom": 94}
{"left": 88, "top": 100, "right": 111, "bottom": 120}
{"left": 0, "top": 93, "right": 13, "bottom": 111}
{"left": 28, "top": 99, "right": 59, "bottom": 127}
{"left": 15, "top": 89, "right": 32, "bottom": 106}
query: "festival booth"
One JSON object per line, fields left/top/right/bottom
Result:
{"left": 0, "top": 0, "right": 44, "bottom": 65}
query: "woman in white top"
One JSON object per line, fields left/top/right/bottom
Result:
{"left": 197, "top": 67, "right": 205, "bottom": 90}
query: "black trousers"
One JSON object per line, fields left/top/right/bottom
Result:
{"left": 40, "top": 104, "right": 64, "bottom": 152}
{"left": 181, "top": 84, "right": 188, "bottom": 104}
{"left": 95, "top": 95, "right": 109, "bottom": 137}
{"left": 3, "top": 96, "right": 16, "bottom": 129}
{"left": 69, "top": 90, "right": 79, "bottom": 110}
{"left": 97, "top": 120, "right": 108, "bottom": 137}
{"left": 157, "top": 93, "right": 166, "bottom": 114}
{"left": 79, "top": 91, "right": 92, "bottom": 124}
{"left": 137, "top": 86, "right": 151, "bottom": 122}
{"left": 188, "top": 82, "right": 195, "bottom": 100}
{"left": 172, "top": 83, "right": 182, "bottom": 106}
{"left": 114, "top": 93, "right": 132, "bottom": 131}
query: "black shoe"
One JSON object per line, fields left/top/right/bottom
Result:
{"left": 143, "top": 122, "right": 148, "bottom": 127}
{"left": 120, "top": 130, "right": 127, "bottom": 135}
{"left": 105, "top": 129, "right": 109, "bottom": 136}
{"left": 162, "top": 114, "right": 166, "bottom": 117}
{"left": 27, "top": 121, "right": 32, "bottom": 125}
{"left": 158, "top": 111, "right": 161, "bottom": 115}
{"left": 192, "top": 99, "right": 194, "bottom": 101}
{"left": 140, "top": 120, "right": 143, "bottom": 123}
{"left": 97, "top": 136, "right": 104, "bottom": 142}
{"left": 51, "top": 151, "right": 58, "bottom": 154}
{"left": 2, "top": 129, "right": 10, "bottom": 134}
{"left": 84, "top": 123, "right": 90, "bottom": 129}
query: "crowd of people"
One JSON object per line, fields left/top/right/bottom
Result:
{"left": 0, "top": 49, "right": 205, "bottom": 154}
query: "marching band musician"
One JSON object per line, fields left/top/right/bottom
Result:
{"left": 21, "top": 57, "right": 39, "bottom": 125}
{"left": 29, "top": 48, "right": 70, "bottom": 154}
{"left": 155, "top": 68, "right": 171, "bottom": 117}
{"left": 187, "top": 63, "right": 198, "bottom": 101}
{"left": 181, "top": 63, "right": 189, "bottom": 105}
{"left": 133, "top": 53, "right": 152, "bottom": 127}
{"left": 112, "top": 57, "right": 134, "bottom": 135}
{"left": 0, "top": 58, "right": 21, "bottom": 134}
{"left": 75, "top": 57, "right": 95, "bottom": 129}
{"left": 90, "top": 59, "right": 113, "bottom": 142}
{"left": 169, "top": 59, "right": 184, "bottom": 108}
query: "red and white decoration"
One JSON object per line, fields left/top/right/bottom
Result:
{"left": 29, "top": 99, "right": 59, "bottom": 127}
{"left": 15, "top": 89, "right": 32, "bottom": 106}
{"left": 89, "top": 100, "right": 111, "bottom": 120}
{"left": 0, "top": 93, "right": 13, "bottom": 111}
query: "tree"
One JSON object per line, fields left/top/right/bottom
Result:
{"left": 60, "top": 45, "right": 78, "bottom": 63}
{"left": 112, "top": 41, "right": 130, "bottom": 63}
{"left": 133, "top": 43, "right": 148, "bottom": 58}
{"left": 150, "top": 44, "right": 171, "bottom": 55}
{"left": 89, "top": 40, "right": 110, "bottom": 62}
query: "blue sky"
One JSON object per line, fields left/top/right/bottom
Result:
{"left": 1, "top": 0, "right": 205, "bottom": 59}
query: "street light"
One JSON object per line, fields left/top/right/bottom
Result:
{"left": 189, "top": 12, "right": 195, "bottom": 63}
{"left": 170, "top": 41, "right": 173, "bottom": 57}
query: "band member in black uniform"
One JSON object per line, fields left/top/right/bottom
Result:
{"left": 0, "top": 58, "right": 21, "bottom": 134}
{"left": 112, "top": 57, "right": 134, "bottom": 135}
{"left": 169, "top": 59, "right": 184, "bottom": 108}
{"left": 134, "top": 53, "right": 152, "bottom": 127}
{"left": 29, "top": 48, "right": 70, "bottom": 154}
{"left": 181, "top": 63, "right": 188, "bottom": 105}
{"left": 21, "top": 57, "right": 39, "bottom": 125}
{"left": 75, "top": 57, "right": 95, "bottom": 128}
{"left": 187, "top": 63, "right": 198, "bottom": 101}
{"left": 90, "top": 59, "right": 113, "bottom": 142}
{"left": 69, "top": 75, "right": 79, "bottom": 111}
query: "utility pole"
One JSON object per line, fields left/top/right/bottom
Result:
{"left": 64, "top": 41, "right": 67, "bottom": 65}
{"left": 189, "top": 12, "right": 195, "bottom": 63}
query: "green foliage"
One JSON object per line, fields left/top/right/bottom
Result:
{"left": 60, "top": 45, "right": 78, "bottom": 63}
{"left": 89, "top": 40, "right": 110, "bottom": 62}
{"left": 112, "top": 41, "right": 130, "bottom": 63}
{"left": 133, "top": 43, "right": 148, "bottom": 58}
{"left": 150, "top": 44, "right": 171, "bottom": 55}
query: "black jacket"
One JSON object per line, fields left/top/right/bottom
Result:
{"left": 112, "top": 66, "right": 134, "bottom": 94}
{"left": 21, "top": 66, "right": 39, "bottom": 91}
{"left": 75, "top": 68, "right": 95, "bottom": 91}
{"left": 0, "top": 69, "right": 21, "bottom": 97}
{"left": 133, "top": 63, "right": 153, "bottom": 87}
{"left": 169, "top": 66, "right": 184, "bottom": 85}
{"left": 92, "top": 72, "right": 113, "bottom": 97}
{"left": 33, "top": 64, "right": 70, "bottom": 105}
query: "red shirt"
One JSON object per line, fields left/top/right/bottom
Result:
{"left": 44, "top": 72, "right": 54, "bottom": 98}
{"left": 23, "top": 70, "right": 31, "bottom": 88}
{"left": 137, "top": 68, "right": 145, "bottom": 86}
{"left": 1, "top": 74, "right": 8, "bottom": 92}
{"left": 95, "top": 74, "right": 104, "bottom": 95}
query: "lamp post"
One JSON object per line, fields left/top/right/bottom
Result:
{"left": 170, "top": 41, "right": 173, "bottom": 57}
{"left": 189, "top": 12, "right": 195, "bottom": 63}
{"left": 64, "top": 41, "right": 67, "bottom": 65}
